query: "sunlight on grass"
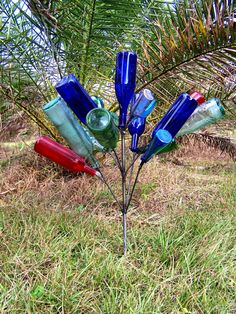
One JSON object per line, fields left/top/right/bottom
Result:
{"left": 0, "top": 178, "right": 235, "bottom": 313}
{"left": 0, "top": 148, "right": 235, "bottom": 313}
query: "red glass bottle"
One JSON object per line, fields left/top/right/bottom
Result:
{"left": 189, "top": 92, "right": 205, "bottom": 105}
{"left": 34, "top": 136, "right": 99, "bottom": 176}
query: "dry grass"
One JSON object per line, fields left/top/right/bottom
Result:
{"left": 1, "top": 141, "right": 235, "bottom": 219}
{"left": 0, "top": 141, "right": 235, "bottom": 313}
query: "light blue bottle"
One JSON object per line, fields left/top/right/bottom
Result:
{"left": 91, "top": 96, "right": 104, "bottom": 108}
{"left": 141, "top": 99, "right": 157, "bottom": 118}
{"left": 130, "top": 89, "right": 156, "bottom": 118}
{"left": 141, "top": 129, "right": 173, "bottom": 163}
{"left": 43, "top": 97, "right": 100, "bottom": 168}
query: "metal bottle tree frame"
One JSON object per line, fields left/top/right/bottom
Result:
{"left": 93, "top": 129, "right": 144, "bottom": 256}
{"left": 35, "top": 51, "right": 225, "bottom": 257}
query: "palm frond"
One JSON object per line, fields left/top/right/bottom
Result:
{"left": 25, "top": 0, "right": 143, "bottom": 88}
{"left": 1, "top": 0, "right": 235, "bottom": 142}
{"left": 177, "top": 133, "right": 236, "bottom": 161}
{"left": 133, "top": 0, "right": 236, "bottom": 121}
{"left": 0, "top": 77, "right": 57, "bottom": 137}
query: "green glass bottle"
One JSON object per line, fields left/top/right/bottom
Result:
{"left": 110, "top": 112, "right": 119, "bottom": 126}
{"left": 82, "top": 126, "right": 106, "bottom": 153}
{"left": 86, "top": 108, "right": 119, "bottom": 150}
{"left": 158, "top": 140, "right": 178, "bottom": 153}
{"left": 137, "top": 140, "right": 178, "bottom": 155}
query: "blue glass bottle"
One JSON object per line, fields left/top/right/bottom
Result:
{"left": 55, "top": 74, "right": 97, "bottom": 124}
{"left": 152, "top": 93, "right": 198, "bottom": 138}
{"left": 115, "top": 51, "right": 137, "bottom": 128}
{"left": 141, "top": 129, "right": 173, "bottom": 163}
{"left": 141, "top": 99, "right": 157, "bottom": 118}
{"left": 130, "top": 89, "right": 156, "bottom": 118}
{"left": 128, "top": 117, "right": 146, "bottom": 152}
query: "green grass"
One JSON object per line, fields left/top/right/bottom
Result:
{"left": 0, "top": 155, "right": 235, "bottom": 313}
{"left": 0, "top": 210, "right": 235, "bottom": 313}
{"left": 1, "top": 186, "right": 235, "bottom": 313}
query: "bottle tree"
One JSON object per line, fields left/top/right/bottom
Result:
{"left": 34, "top": 51, "right": 225, "bottom": 256}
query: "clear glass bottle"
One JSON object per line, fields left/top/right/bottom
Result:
{"left": 130, "top": 89, "right": 156, "bottom": 118}
{"left": 176, "top": 98, "right": 225, "bottom": 137}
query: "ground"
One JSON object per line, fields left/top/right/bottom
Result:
{"left": 0, "top": 116, "right": 236, "bottom": 313}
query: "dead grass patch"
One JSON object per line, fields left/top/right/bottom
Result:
{"left": 1, "top": 142, "right": 234, "bottom": 221}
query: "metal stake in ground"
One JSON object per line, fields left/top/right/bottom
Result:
{"left": 120, "top": 129, "right": 127, "bottom": 256}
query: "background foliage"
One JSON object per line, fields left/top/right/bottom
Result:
{"left": 0, "top": 0, "right": 235, "bottom": 135}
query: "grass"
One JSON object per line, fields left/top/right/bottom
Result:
{"left": 0, "top": 147, "right": 236, "bottom": 313}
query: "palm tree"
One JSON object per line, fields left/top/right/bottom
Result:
{"left": 0, "top": 0, "right": 235, "bottom": 142}
{"left": 135, "top": 0, "right": 236, "bottom": 116}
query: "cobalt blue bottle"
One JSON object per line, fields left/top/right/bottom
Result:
{"left": 152, "top": 93, "right": 198, "bottom": 138}
{"left": 128, "top": 117, "right": 146, "bottom": 152}
{"left": 141, "top": 129, "right": 173, "bottom": 163}
{"left": 115, "top": 51, "right": 137, "bottom": 128}
{"left": 55, "top": 74, "right": 97, "bottom": 125}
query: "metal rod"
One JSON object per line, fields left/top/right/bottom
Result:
{"left": 125, "top": 153, "right": 140, "bottom": 175}
{"left": 126, "top": 163, "right": 143, "bottom": 212}
{"left": 120, "top": 129, "right": 127, "bottom": 255}
{"left": 122, "top": 212, "right": 127, "bottom": 256}
{"left": 121, "top": 130, "right": 126, "bottom": 209}
{"left": 98, "top": 169, "right": 122, "bottom": 211}
{"left": 112, "top": 149, "right": 122, "bottom": 172}
{"left": 126, "top": 153, "right": 136, "bottom": 203}
{"left": 108, "top": 151, "right": 122, "bottom": 172}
